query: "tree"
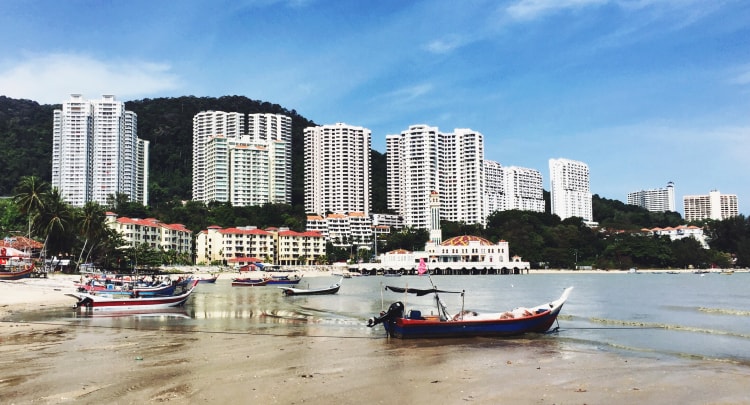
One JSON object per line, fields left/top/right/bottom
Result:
{"left": 76, "top": 201, "right": 108, "bottom": 270}
{"left": 34, "top": 188, "right": 76, "bottom": 257}
{"left": 0, "top": 199, "right": 25, "bottom": 236}
{"left": 12, "top": 175, "right": 50, "bottom": 238}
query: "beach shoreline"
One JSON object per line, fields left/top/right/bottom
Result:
{"left": 2, "top": 272, "right": 749, "bottom": 404}
{"left": 1, "top": 267, "right": 744, "bottom": 318}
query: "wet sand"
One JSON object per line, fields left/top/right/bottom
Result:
{"left": 2, "top": 275, "right": 749, "bottom": 404}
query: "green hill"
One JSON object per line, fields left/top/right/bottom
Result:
{"left": 0, "top": 95, "right": 387, "bottom": 211}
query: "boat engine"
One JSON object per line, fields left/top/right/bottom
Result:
{"left": 367, "top": 301, "right": 405, "bottom": 327}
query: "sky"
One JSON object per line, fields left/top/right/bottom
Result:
{"left": 1, "top": 0, "right": 748, "bottom": 216}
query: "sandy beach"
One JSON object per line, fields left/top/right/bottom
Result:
{"left": 2, "top": 272, "right": 749, "bottom": 404}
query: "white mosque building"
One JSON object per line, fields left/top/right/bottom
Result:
{"left": 352, "top": 191, "right": 530, "bottom": 275}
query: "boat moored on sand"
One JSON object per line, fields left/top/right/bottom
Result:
{"left": 67, "top": 280, "right": 199, "bottom": 311}
{"left": 279, "top": 278, "right": 342, "bottom": 296}
{"left": 0, "top": 247, "right": 36, "bottom": 280}
{"left": 368, "top": 284, "right": 573, "bottom": 339}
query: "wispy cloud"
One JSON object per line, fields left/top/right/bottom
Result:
{"left": 381, "top": 83, "right": 434, "bottom": 103}
{"left": 0, "top": 53, "right": 181, "bottom": 104}
{"left": 729, "top": 64, "right": 750, "bottom": 85}
{"left": 506, "top": 0, "right": 607, "bottom": 21}
{"left": 424, "top": 36, "right": 466, "bottom": 54}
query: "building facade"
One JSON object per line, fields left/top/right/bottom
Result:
{"left": 105, "top": 213, "right": 192, "bottom": 255}
{"left": 386, "top": 124, "right": 440, "bottom": 230}
{"left": 484, "top": 160, "right": 545, "bottom": 216}
{"left": 627, "top": 182, "right": 675, "bottom": 212}
{"left": 304, "top": 123, "right": 371, "bottom": 216}
{"left": 548, "top": 158, "right": 593, "bottom": 222}
{"left": 683, "top": 190, "right": 739, "bottom": 221}
{"left": 192, "top": 111, "right": 291, "bottom": 206}
{"left": 195, "top": 226, "right": 325, "bottom": 266}
{"left": 52, "top": 94, "right": 148, "bottom": 206}
{"left": 351, "top": 189, "right": 529, "bottom": 274}
{"left": 643, "top": 225, "right": 708, "bottom": 248}
{"left": 386, "top": 124, "right": 486, "bottom": 229}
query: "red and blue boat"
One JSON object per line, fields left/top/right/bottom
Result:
{"left": 368, "top": 285, "right": 573, "bottom": 339}
{"left": 0, "top": 247, "right": 36, "bottom": 280}
{"left": 66, "top": 280, "right": 199, "bottom": 311}
{"left": 231, "top": 278, "right": 270, "bottom": 287}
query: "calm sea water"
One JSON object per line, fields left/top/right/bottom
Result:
{"left": 16, "top": 272, "right": 750, "bottom": 365}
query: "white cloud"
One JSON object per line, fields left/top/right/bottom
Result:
{"left": 506, "top": 0, "right": 608, "bottom": 20}
{"left": 424, "top": 36, "right": 465, "bottom": 54}
{"left": 730, "top": 65, "right": 750, "bottom": 85}
{"left": 381, "top": 83, "right": 434, "bottom": 103}
{"left": 0, "top": 53, "right": 181, "bottom": 104}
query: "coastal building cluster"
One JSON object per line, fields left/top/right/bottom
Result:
{"left": 48, "top": 95, "right": 740, "bottom": 266}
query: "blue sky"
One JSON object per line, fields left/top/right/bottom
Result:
{"left": 1, "top": 0, "right": 748, "bottom": 216}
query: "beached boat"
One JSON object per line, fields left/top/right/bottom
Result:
{"left": 232, "top": 274, "right": 302, "bottom": 285}
{"left": 76, "top": 279, "right": 177, "bottom": 295}
{"left": 231, "top": 278, "right": 270, "bottom": 287}
{"left": 0, "top": 247, "right": 36, "bottom": 280}
{"left": 279, "top": 278, "right": 342, "bottom": 296}
{"left": 197, "top": 274, "right": 219, "bottom": 283}
{"left": 367, "top": 282, "right": 573, "bottom": 339}
{"left": 266, "top": 274, "right": 302, "bottom": 285}
{"left": 66, "top": 280, "right": 199, "bottom": 311}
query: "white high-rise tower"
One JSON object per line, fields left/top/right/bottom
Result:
{"left": 548, "top": 158, "right": 592, "bottom": 221}
{"left": 304, "top": 123, "right": 371, "bottom": 216}
{"left": 386, "top": 124, "right": 486, "bottom": 229}
{"left": 52, "top": 94, "right": 147, "bottom": 206}
{"left": 192, "top": 111, "right": 291, "bottom": 206}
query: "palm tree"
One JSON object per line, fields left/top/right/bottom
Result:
{"left": 12, "top": 175, "right": 50, "bottom": 238}
{"left": 34, "top": 188, "right": 76, "bottom": 258}
{"left": 75, "top": 201, "right": 107, "bottom": 271}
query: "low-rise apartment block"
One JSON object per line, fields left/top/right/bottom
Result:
{"left": 105, "top": 213, "right": 192, "bottom": 255}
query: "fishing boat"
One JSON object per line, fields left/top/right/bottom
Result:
{"left": 231, "top": 278, "right": 270, "bottom": 287}
{"left": 368, "top": 286, "right": 573, "bottom": 339}
{"left": 66, "top": 280, "right": 199, "bottom": 311}
{"left": 197, "top": 274, "right": 219, "bottom": 283}
{"left": 367, "top": 258, "right": 573, "bottom": 338}
{"left": 76, "top": 278, "right": 176, "bottom": 295}
{"left": 266, "top": 274, "right": 303, "bottom": 285}
{"left": 0, "top": 247, "right": 36, "bottom": 280}
{"left": 279, "top": 278, "right": 342, "bottom": 296}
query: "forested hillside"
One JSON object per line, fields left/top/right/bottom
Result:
{"left": 0, "top": 96, "right": 57, "bottom": 194}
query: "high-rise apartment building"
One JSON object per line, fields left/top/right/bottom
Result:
{"left": 442, "top": 128, "right": 485, "bottom": 225}
{"left": 52, "top": 94, "right": 148, "bottom": 207}
{"left": 192, "top": 111, "right": 244, "bottom": 203}
{"left": 304, "top": 123, "right": 371, "bottom": 216}
{"left": 192, "top": 111, "right": 291, "bottom": 206}
{"left": 548, "top": 158, "right": 592, "bottom": 222}
{"left": 386, "top": 124, "right": 486, "bottom": 229}
{"left": 484, "top": 160, "right": 504, "bottom": 216}
{"left": 386, "top": 124, "right": 440, "bottom": 230}
{"left": 484, "top": 160, "right": 545, "bottom": 216}
{"left": 627, "top": 182, "right": 675, "bottom": 212}
{"left": 683, "top": 190, "right": 739, "bottom": 221}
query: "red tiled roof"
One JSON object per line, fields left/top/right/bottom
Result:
{"left": 441, "top": 235, "right": 493, "bottom": 246}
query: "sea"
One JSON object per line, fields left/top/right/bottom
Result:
{"left": 14, "top": 271, "right": 750, "bottom": 366}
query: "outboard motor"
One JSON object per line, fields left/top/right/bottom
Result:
{"left": 367, "top": 301, "right": 405, "bottom": 327}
